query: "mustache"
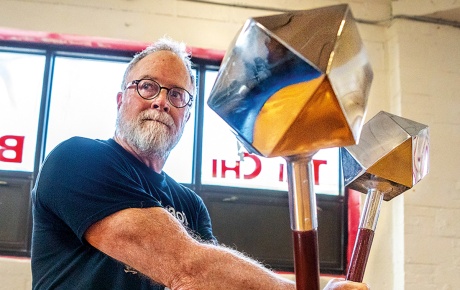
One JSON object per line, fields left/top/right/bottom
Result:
{"left": 139, "top": 110, "right": 175, "bottom": 127}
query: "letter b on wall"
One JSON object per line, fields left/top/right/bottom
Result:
{"left": 0, "top": 135, "right": 25, "bottom": 163}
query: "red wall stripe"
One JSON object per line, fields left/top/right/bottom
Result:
{"left": 0, "top": 27, "right": 224, "bottom": 62}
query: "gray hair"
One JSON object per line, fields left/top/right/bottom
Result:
{"left": 121, "top": 37, "right": 195, "bottom": 95}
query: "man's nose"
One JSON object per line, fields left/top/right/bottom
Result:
{"left": 151, "top": 89, "right": 170, "bottom": 112}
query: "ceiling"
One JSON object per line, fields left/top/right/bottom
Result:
{"left": 424, "top": 7, "right": 460, "bottom": 27}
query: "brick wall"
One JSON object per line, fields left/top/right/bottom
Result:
{"left": 397, "top": 19, "right": 460, "bottom": 290}
{"left": 0, "top": 1, "right": 458, "bottom": 289}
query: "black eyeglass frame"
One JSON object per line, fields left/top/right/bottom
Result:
{"left": 125, "top": 78, "right": 194, "bottom": 108}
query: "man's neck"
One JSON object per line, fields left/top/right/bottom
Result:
{"left": 113, "top": 135, "right": 167, "bottom": 174}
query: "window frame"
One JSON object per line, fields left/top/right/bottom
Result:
{"left": 0, "top": 31, "right": 353, "bottom": 275}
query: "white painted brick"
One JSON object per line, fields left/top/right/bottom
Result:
{"left": 178, "top": 1, "right": 276, "bottom": 24}
{"left": 432, "top": 242, "right": 460, "bottom": 288}
{"left": 405, "top": 169, "right": 459, "bottom": 209}
{"left": 405, "top": 205, "right": 436, "bottom": 235}
{"left": 0, "top": 258, "right": 31, "bottom": 290}
{"left": 0, "top": 1, "right": 458, "bottom": 290}
{"left": 406, "top": 206, "right": 460, "bottom": 238}
{"left": 6, "top": 0, "right": 174, "bottom": 15}
{"left": 364, "top": 40, "right": 386, "bottom": 70}
{"left": 406, "top": 234, "right": 451, "bottom": 265}
{"left": 366, "top": 70, "right": 392, "bottom": 117}
{"left": 392, "top": 0, "right": 460, "bottom": 16}
{"left": 347, "top": 0, "right": 392, "bottom": 21}
{"left": 358, "top": 22, "right": 387, "bottom": 43}
{"left": 400, "top": 69, "right": 460, "bottom": 107}
{"left": 396, "top": 21, "right": 460, "bottom": 73}
{"left": 433, "top": 209, "right": 460, "bottom": 238}
{"left": 405, "top": 263, "right": 437, "bottom": 290}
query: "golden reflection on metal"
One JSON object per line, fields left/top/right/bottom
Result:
{"left": 367, "top": 139, "right": 413, "bottom": 187}
{"left": 253, "top": 78, "right": 356, "bottom": 157}
{"left": 341, "top": 111, "right": 430, "bottom": 201}
{"left": 208, "top": 4, "right": 372, "bottom": 159}
{"left": 207, "top": 5, "right": 373, "bottom": 290}
{"left": 344, "top": 113, "right": 429, "bottom": 284}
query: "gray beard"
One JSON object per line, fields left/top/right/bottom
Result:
{"left": 115, "top": 106, "right": 184, "bottom": 160}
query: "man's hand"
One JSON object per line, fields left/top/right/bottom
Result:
{"left": 324, "top": 278, "right": 370, "bottom": 290}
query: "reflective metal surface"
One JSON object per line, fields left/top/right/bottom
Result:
{"left": 360, "top": 188, "right": 384, "bottom": 230}
{"left": 207, "top": 5, "right": 373, "bottom": 289}
{"left": 341, "top": 111, "right": 430, "bottom": 200}
{"left": 208, "top": 4, "right": 372, "bottom": 158}
{"left": 286, "top": 154, "right": 317, "bottom": 230}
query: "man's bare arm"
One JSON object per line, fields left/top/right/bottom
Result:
{"left": 324, "top": 278, "right": 370, "bottom": 290}
{"left": 85, "top": 207, "right": 295, "bottom": 290}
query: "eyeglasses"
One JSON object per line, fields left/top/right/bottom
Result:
{"left": 125, "top": 78, "right": 193, "bottom": 108}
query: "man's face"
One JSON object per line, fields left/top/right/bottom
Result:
{"left": 116, "top": 51, "right": 193, "bottom": 158}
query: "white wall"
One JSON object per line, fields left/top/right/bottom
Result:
{"left": 0, "top": 1, "right": 459, "bottom": 289}
{"left": 0, "top": 257, "right": 31, "bottom": 290}
{"left": 396, "top": 19, "right": 460, "bottom": 290}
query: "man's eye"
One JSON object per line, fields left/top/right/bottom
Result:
{"left": 169, "top": 89, "right": 183, "bottom": 99}
{"left": 140, "top": 81, "right": 156, "bottom": 91}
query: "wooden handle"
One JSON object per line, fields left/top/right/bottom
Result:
{"left": 346, "top": 227, "right": 375, "bottom": 282}
{"left": 292, "top": 229, "right": 320, "bottom": 290}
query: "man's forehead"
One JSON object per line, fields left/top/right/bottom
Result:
{"left": 140, "top": 51, "right": 183, "bottom": 67}
{"left": 131, "top": 52, "right": 189, "bottom": 78}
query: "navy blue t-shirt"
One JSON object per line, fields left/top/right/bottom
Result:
{"left": 31, "top": 137, "right": 216, "bottom": 289}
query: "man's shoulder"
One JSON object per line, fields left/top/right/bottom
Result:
{"left": 48, "top": 137, "right": 111, "bottom": 156}
{"left": 58, "top": 136, "right": 108, "bottom": 149}
{"left": 40, "top": 137, "right": 117, "bottom": 171}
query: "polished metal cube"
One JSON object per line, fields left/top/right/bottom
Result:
{"left": 208, "top": 4, "right": 373, "bottom": 158}
{"left": 341, "top": 111, "right": 430, "bottom": 200}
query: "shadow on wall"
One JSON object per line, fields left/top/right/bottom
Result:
{"left": 0, "top": 257, "right": 32, "bottom": 290}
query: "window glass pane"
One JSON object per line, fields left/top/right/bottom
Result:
{"left": 0, "top": 51, "right": 45, "bottom": 172}
{"left": 45, "top": 56, "right": 195, "bottom": 183}
{"left": 162, "top": 70, "right": 196, "bottom": 184}
{"left": 45, "top": 56, "right": 127, "bottom": 154}
{"left": 202, "top": 70, "right": 340, "bottom": 195}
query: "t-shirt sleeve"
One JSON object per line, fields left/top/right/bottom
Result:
{"left": 195, "top": 195, "right": 217, "bottom": 244}
{"left": 34, "top": 137, "right": 161, "bottom": 241}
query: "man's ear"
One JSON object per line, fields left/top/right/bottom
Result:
{"left": 185, "top": 109, "right": 191, "bottom": 123}
{"left": 116, "top": 92, "right": 123, "bottom": 110}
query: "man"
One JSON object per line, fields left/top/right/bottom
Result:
{"left": 32, "top": 37, "right": 369, "bottom": 289}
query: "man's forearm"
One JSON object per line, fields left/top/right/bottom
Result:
{"left": 86, "top": 207, "right": 294, "bottom": 290}
{"left": 85, "top": 207, "right": 369, "bottom": 290}
{"left": 170, "top": 242, "right": 295, "bottom": 290}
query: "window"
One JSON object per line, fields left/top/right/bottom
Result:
{"left": 0, "top": 50, "right": 45, "bottom": 172}
{"left": 0, "top": 49, "right": 46, "bottom": 255}
{"left": 45, "top": 56, "right": 197, "bottom": 183}
{"left": 44, "top": 56, "right": 127, "bottom": 154}
{"left": 0, "top": 35, "right": 348, "bottom": 274}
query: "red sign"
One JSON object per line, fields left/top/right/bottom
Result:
{"left": 212, "top": 152, "right": 328, "bottom": 185}
{"left": 0, "top": 135, "right": 25, "bottom": 163}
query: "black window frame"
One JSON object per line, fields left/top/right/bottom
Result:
{"left": 0, "top": 37, "right": 349, "bottom": 275}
